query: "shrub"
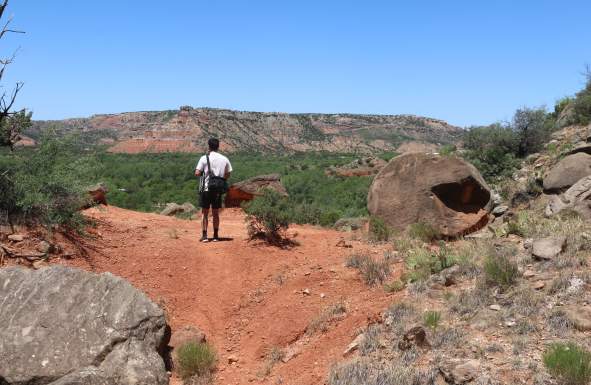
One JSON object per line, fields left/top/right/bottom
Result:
{"left": 484, "top": 253, "right": 519, "bottom": 289}
{"left": 369, "top": 216, "right": 392, "bottom": 242}
{"left": 403, "top": 244, "right": 456, "bottom": 283}
{"left": 243, "top": 189, "right": 291, "bottom": 245}
{"left": 384, "top": 279, "right": 405, "bottom": 293}
{"left": 176, "top": 341, "right": 216, "bottom": 379}
{"left": 543, "top": 342, "right": 591, "bottom": 385}
{"left": 423, "top": 310, "right": 441, "bottom": 330}
{"left": 0, "top": 133, "right": 99, "bottom": 232}
{"left": 408, "top": 222, "right": 440, "bottom": 242}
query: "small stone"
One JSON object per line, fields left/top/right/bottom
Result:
{"left": 343, "top": 333, "right": 365, "bottom": 355}
{"left": 8, "top": 234, "right": 24, "bottom": 242}
{"left": 533, "top": 281, "right": 545, "bottom": 290}
{"left": 492, "top": 205, "right": 508, "bottom": 216}
{"left": 504, "top": 320, "right": 516, "bottom": 327}
{"left": 523, "top": 270, "right": 535, "bottom": 278}
{"left": 227, "top": 355, "right": 239, "bottom": 364}
{"left": 489, "top": 304, "right": 501, "bottom": 311}
{"left": 302, "top": 288, "right": 311, "bottom": 295}
{"left": 320, "top": 293, "right": 326, "bottom": 298}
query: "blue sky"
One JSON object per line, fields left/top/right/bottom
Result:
{"left": 3, "top": 0, "right": 590, "bottom": 126}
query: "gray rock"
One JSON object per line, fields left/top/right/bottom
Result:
{"left": 545, "top": 175, "right": 591, "bottom": 219}
{"left": 0, "top": 266, "right": 169, "bottom": 385}
{"left": 160, "top": 202, "right": 196, "bottom": 216}
{"left": 333, "top": 217, "right": 368, "bottom": 231}
{"left": 564, "top": 306, "right": 591, "bottom": 331}
{"left": 543, "top": 153, "right": 591, "bottom": 192}
{"left": 532, "top": 236, "right": 566, "bottom": 260}
{"left": 439, "top": 359, "right": 480, "bottom": 384}
{"left": 491, "top": 205, "right": 508, "bottom": 216}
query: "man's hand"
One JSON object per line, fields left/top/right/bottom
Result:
{"left": 195, "top": 169, "right": 202, "bottom": 177}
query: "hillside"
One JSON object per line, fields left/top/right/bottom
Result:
{"left": 28, "top": 107, "right": 462, "bottom": 154}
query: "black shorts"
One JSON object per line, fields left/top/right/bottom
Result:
{"left": 199, "top": 190, "right": 223, "bottom": 209}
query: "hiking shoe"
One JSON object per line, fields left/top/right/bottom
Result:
{"left": 200, "top": 235, "right": 209, "bottom": 243}
{"left": 212, "top": 237, "right": 219, "bottom": 242}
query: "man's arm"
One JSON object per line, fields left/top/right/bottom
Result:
{"left": 224, "top": 161, "right": 232, "bottom": 179}
{"left": 195, "top": 157, "right": 204, "bottom": 177}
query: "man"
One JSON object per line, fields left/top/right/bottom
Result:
{"left": 195, "top": 138, "right": 232, "bottom": 242}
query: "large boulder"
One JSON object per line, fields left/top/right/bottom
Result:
{"left": 546, "top": 175, "right": 591, "bottom": 219}
{"left": 160, "top": 202, "right": 196, "bottom": 216}
{"left": 543, "top": 153, "right": 591, "bottom": 192}
{"left": 0, "top": 266, "right": 170, "bottom": 385}
{"left": 225, "top": 174, "right": 288, "bottom": 208}
{"left": 367, "top": 153, "right": 491, "bottom": 237}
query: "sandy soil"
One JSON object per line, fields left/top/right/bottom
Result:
{"left": 56, "top": 206, "right": 399, "bottom": 385}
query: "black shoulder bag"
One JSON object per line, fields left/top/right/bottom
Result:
{"left": 206, "top": 154, "right": 228, "bottom": 194}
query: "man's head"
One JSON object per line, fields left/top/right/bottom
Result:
{"left": 208, "top": 138, "right": 220, "bottom": 151}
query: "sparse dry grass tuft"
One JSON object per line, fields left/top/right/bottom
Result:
{"left": 306, "top": 302, "right": 347, "bottom": 335}
{"left": 346, "top": 253, "right": 391, "bottom": 286}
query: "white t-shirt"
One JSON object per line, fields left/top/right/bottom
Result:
{"left": 196, "top": 151, "right": 233, "bottom": 191}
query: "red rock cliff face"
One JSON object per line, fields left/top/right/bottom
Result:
{"left": 30, "top": 107, "right": 462, "bottom": 154}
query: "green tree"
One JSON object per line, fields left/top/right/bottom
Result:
{"left": 513, "top": 107, "right": 553, "bottom": 157}
{"left": 0, "top": 0, "right": 28, "bottom": 150}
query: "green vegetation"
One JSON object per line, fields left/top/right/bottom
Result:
{"left": 402, "top": 243, "right": 456, "bottom": 282}
{"left": 175, "top": 341, "right": 217, "bottom": 380}
{"left": 408, "top": 222, "right": 440, "bottom": 242}
{"left": 423, "top": 310, "right": 441, "bottom": 330}
{"left": 369, "top": 216, "right": 393, "bottom": 242}
{"left": 95, "top": 151, "right": 371, "bottom": 226}
{"left": 484, "top": 252, "right": 519, "bottom": 290}
{"left": 383, "top": 279, "right": 405, "bottom": 293}
{"left": 543, "top": 342, "right": 591, "bottom": 385}
{"left": 243, "top": 189, "right": 291, "bottom": 244}
{"left": 0, "top": 134, "right": 100, "bottom": 231}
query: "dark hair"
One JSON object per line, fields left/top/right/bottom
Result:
{"left": 208, "top": 138, "right": 220, "bottom": 151}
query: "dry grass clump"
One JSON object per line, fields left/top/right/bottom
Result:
{"left": 431, "top": 327, "right": 464, "bottom": 349}
{"left": 258, "top": 346, "right": 285, "bottom": 378}
{"left": 450, "top": 283, "right": 492, "bottom": 316}
{"left": 483, "top": 244, "right": 520, "bottom": 290}
{"left": 328, "top": 358, "right": 436, "bottom": 385}
{"left": 509, "top": 287, "right": 544, "bottom": 317}
{"left": 359, "top": 324, "right": 383, "bottom": 356}
{"left": 346, "top": 253, "right": 391, "bottom": 286}
{"left": 306, "top": 302, "right": 347, "bottom": 335}
{"left": 546, "top": 310, "right": 574, "bottom": 337}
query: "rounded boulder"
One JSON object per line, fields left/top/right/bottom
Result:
{"left": 367, "top": 153, "right": 491, "bottom": 237}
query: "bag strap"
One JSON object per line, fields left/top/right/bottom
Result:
{"left": 205, "top": 154, "right": 214, "bottom": 177}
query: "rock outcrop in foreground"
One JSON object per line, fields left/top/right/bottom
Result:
{"left": 368, "top": 153, "right": 491, "bottom": 237}
{"left": 0, "top": 266, "right": 170, "bottom": 385}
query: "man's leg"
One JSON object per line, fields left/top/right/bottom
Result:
{"left": 212, "top": 208, "right": 220, "bottom": 240}
{"left": 201, "top": 208, "right": 209, "bottom": 242}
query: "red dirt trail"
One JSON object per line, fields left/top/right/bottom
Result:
{"left": 58, "top": 206, "right": 400, "bottom": 385}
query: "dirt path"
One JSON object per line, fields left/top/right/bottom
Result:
{"left": 59, "top": 206, "right": 399, "bottom": 385}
